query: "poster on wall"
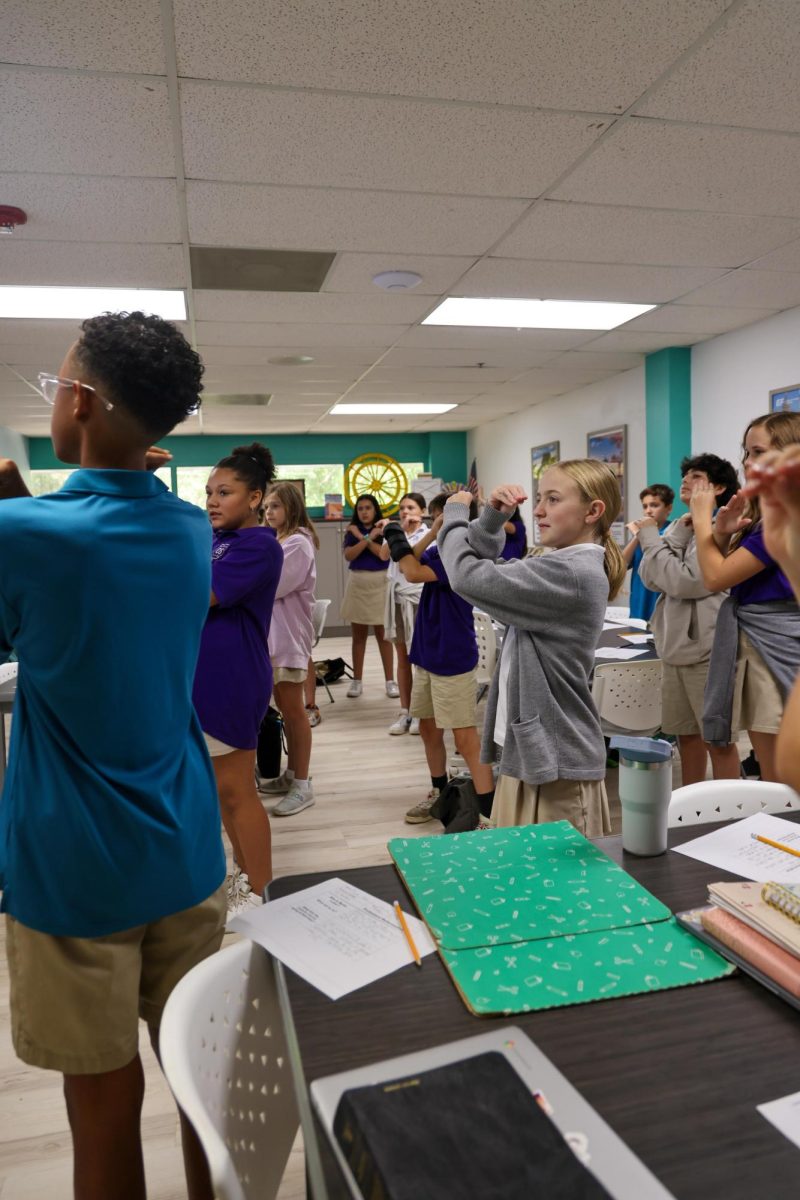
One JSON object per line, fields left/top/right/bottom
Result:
{"left": 587, "top": 425, "right": 626, "bottom": 545}
{"left": 770, "top": 385, "right": 800, "bottom": 413}
{"left": 530, "top": 441, "right": 560, "bottom": 544}
{"left": 279, "top": 478, "right": 306, "bottom": 500}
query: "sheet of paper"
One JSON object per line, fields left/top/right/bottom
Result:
{"left": 757, "top": 1090, "right": 800, "bottom": 1150}
{"left": 229, "top": 877, "right": 436, "bottom": 1000}
{"left": 673, "top": 813, "right": 800, "bottom": 882}
{"left": 618, "top": 633, "right": 653, "bottom": 645}
{"left": 604, "top": 607, "right": 630, "bottom": 624}
{"left": 594, "top": 647, "right": 649, "bottom": 660}
{"left": 0, "top": 662, "right": 18, "bottom": 686}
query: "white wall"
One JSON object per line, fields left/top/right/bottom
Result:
{"left": 0, "top": 427, "right": 29, "bottom": 478}
{"left": 692, "top": 305, "right": 800, "bottom": 469}
{"left": 468, "top": 366, "right": 647, "bottom": 538}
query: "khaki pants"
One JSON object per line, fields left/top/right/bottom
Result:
{"left": 492, "top": 774, "right": 612, "bottom": 839}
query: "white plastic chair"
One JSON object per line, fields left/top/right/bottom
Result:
{"left": 668, "top": 779, "right": 800, "bottom": 827}
{"left": 473, "top": 610, "right": 497, "bottom": 703}
{"left": 160, "top": 940, "right": 299, "bottom": 1200}
{"left": 592, "top": 660, "right": 663, "bottom": 736}
{"left": 311, "top": 598, "right": 334, "bottom": 704}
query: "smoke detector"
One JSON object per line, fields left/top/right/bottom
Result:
{"left": 0, "top": 206, "right": 27, "bottom": 235}
{"left": 372, "top": 270, "right": 423, "bottom": 291}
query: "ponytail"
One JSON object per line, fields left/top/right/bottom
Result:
{"left": 556, "top": 459, "right": 626, "bottom": 600}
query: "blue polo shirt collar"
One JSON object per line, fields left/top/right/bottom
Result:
{"left": 59, "top": 468, "right": 168, "bottom": 498}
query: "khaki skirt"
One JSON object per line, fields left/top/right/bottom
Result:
{"left": 491, "top": 774, "right": 612, "bottom": 839}
{"left": 340, "top": 569, "right": 389, "bottom": 626}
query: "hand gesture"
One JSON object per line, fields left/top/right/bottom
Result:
{"left": 0, "top": 458, "right": 30, "bottom": 499}
{"left": 144, "top": 445, "right": 173, "bottom": 472}
{"left": 688, "top": 479, "right": 718, "bottom": 526}
{"left": 713, "top": 489, "right": 752, "bottom": 537}
{"left": 431, "top": 513, "right": 444, "bottom": 535}
{"left": 743, "top": 447, "right": 800, "bottom": 578}
{"left": 445, "top": 489, "right": 476, "bottom": 508}
{"left": 346, "top": 523, "right": 361, "bottom": 539}
{"left": 488, "top": 483, "right": 527, "bottom": 515}
{"left": 372, "top": 519, "right": 389, "bottom": 534}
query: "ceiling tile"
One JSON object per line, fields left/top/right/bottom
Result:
{"left": 546, "top": 350, "right": 645, "bottom": 371}
{"left": 173, "top": 0, "right": 727, "bottom": 111}
{"left": 197, "top": 344, "right": 383, "bottom": 367}
{"left": 745, "top": 237, "right": 800, "bottom": 273}
{"left": 181, "top": 82, "right": 607, "bottom": 197}
{"left": 368, "top": 366, "right": 515, "bottom": 383}
{"left": 186, "top": 181, "right": 530, "bottom": 255}
{"left": 194, "top": 320, "right": 409, "bottom": 347}
{"left": 0, "top": 69, "right": 174, "bottom": 176}
{"left": 193, "top": 290, "right": 432, "bottom": 324}
{"left": 6, "top": 1, "right": 165, "bottom": 73}
{"left": 0, "top": 174, "right": 180, "bottom": 242}
{"left": 636, "top": 0, "right": 800, "bottom": 134}
{"left": 620, "top": 303, "right": 778, "bottom": 335}
{"left": 579, "top": 330, "right": 703, "bottom": 352}
{"left": 0, "top": 241, "right": 185, "bottom": 287}
{"left": 323, "top": 253, "right": 477, "bottom": 296}
{"left": 380, "top": 346, "right": 557, "bottom": 369}
{"left": 492, "top": 200, "right": 800, "bottom": 268}
{"left": 455, "top": 257, "right": 725, "bottom": 302}
{"left": 553, "top": 120, "right": 800, "bottom": 218}
{"left": 398, "top": 325, "right": 595, "bottom": 351}
{"left": 674, "top": 270, "right": 800, "bottom": 310}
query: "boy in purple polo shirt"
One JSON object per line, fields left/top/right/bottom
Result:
{"left": 383, "top": 495, "right": 496, "bottom": 826}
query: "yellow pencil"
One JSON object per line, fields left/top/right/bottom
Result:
{"left": 394, "top": 900, "right": 422, "bottom": 967}
{"left": 752, "top": 833, "right": 800, "bottom": 860}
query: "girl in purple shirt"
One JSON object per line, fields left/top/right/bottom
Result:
{"left": 340, "top": 493, "right": 395, "bottom": 698}
{"left": 193, "top": 442, "right": 283, "bottom": 916}
{"left": 692, "top": 412, "right": 800, "bottom": 781}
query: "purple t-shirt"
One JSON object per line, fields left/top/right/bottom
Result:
{"left": 193, "top": 527, "right": 283, "bottom": 749}
{"left": 732, "top": 524, "right": 794, "bottom": 606}
{"left": 408, "top": 545, "right": 479, "bottom": 677}
{"left": 500, "top": 517, "right": 527, "bottom": 561}
{"left": 343, "top": 523, "right": 389, "bottom": 572}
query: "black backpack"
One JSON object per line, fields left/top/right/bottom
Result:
{"left": 313, "top": 657, "right": 352, "bottom": 685}
{"left": 257, "top": 706, "right": 284, "bottom": 780}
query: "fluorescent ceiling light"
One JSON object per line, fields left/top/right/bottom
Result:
{"left": 0, "top": 286, "right": 187, "bottom": 321}
{"left": 422, "top": 297, "right": 655, "bottom": 330}
{"left": 331, "top": 403, "right": 457, "bottom": 415}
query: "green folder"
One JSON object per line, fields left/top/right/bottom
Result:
{"left": 389, "top": 822, "right": 734, "bottom": 1014}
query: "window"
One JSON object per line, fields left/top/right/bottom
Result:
{"left": 274, "top": 465, "right": 344, "bottom": 509}
{"left": 175, "top": 467, "right": 213, "bottom": 510}
{"left": 30, "top": 467, "right": 172, "bottom": 496}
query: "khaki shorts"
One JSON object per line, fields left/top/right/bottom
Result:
{"left": 273, "top": 666, "right": 307, "bottom": 685}
{"left": 491, "top": 774, "right": 611, "bottom": 839}
{"left": 410, "top": 666, "right": 477, "bottom": 730}
{"left": 661, "top": 661, "right": 710, "bottom": 736}
{"left": 6, "top": 885, "right": 227, "bottom": 1075}
{"left": 203, "top": 731, "right": 238, "bottom": 757}
{"left": 732, "top": 630, "right": 783, "bottom": 735}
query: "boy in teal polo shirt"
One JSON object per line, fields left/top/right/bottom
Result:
{"left": 0, "top": 312, "right": 226, "bottom": 1200}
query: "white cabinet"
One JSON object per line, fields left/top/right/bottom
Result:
{"left": 312, "top": 521, "right": 350, "bottom": 634}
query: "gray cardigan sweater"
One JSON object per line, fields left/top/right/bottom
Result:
{"left": 438, "top": 503, "right": 608, "bottom": 785}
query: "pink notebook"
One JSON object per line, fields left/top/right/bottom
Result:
{"left": 700, "top": 908, "right": 800, "bottom": 1000}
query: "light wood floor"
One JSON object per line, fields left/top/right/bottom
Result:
{"left": 0, "top": 635, "right": 629, "bottom": 1199}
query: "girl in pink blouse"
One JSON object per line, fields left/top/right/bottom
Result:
{"left": 260, "top": 483, "right": 319, "bottom": 816}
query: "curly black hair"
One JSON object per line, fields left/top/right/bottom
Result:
{"left": 215, "top": 442, "right": 276, "bottom": 502}
{"left": 74, "top": 311, "right": 203, "bottom": 440}
{"left": 680, "top": 453, "right": 739, "bottom": 507}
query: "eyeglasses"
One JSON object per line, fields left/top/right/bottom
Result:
{"left": 37, "top": 372, "right": 114, "bottom": 411}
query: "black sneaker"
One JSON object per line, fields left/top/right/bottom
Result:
{"left": 740, "top": 750, "right": 760, "bottom": 779}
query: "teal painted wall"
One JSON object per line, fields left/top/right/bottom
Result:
{"left": 644, "top": 348, "right": 692, "bottom": 513}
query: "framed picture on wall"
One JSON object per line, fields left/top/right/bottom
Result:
{"left": 770, "top": 385, "right": 800, "bottom": 413}
{"left": 587, "top": 425, "right": 626, "bottom": 545}
{"left": 530, "top": 441, "right": 560, "bottom": 544}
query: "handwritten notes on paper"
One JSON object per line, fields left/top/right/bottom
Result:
{"left": 673, "top": 814, "right": 800, "bottom": 883}
{"left": 229, "top": 878, "right": 436, "bottom": 1000}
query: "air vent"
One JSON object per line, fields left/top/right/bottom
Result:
{"left": 190, "top": 247, "right": 336, "bottom": 292}
{"left": 204, "top": 394, "right": 273, "bottom": 408}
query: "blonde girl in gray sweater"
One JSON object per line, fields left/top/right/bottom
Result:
{"left": 439, "top": 460, "right": 625, "bottom": 837}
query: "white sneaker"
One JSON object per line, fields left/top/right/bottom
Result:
{"left": 347, "top": 679, "right": 363, "bottom": 698}
{"left": 409, "top": 718, "right": 420, "bottom": 735}
{"left": 388, "top": 713, "right": 412, "bottom": 736}
{"left": 385, "top": 680, "right": 400, "bottom": 698}
{"left": 226, "top": 873, "right": 263, "bottom": 923}
{"left": 257, "top": 770, "right": 293, "bottom": 795}
{"left": 225, "top": 863, "right": 242, "bottom": 904}
{"left": 273, "top": 782, "right": 315, "bottom": 817}
{"left": 405, "top": 788, "right": 439, "bottom": 824}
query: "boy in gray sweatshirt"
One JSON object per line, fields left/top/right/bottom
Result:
{"left": 637, "top": 453, "right": 741, "bottom": 785}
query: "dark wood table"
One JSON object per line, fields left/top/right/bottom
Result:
{"left": 596, "top": 623, "right": 659, "bottom": 663}
{"left": 271, "top": 821, "right": 800, "bottom": 1200}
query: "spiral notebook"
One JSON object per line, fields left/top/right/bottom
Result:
{"left": 762, "top": 882, "right": 800, "bottom": 921}
{"left": 708, "top": 881, "right": 800, "bottom": 959}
